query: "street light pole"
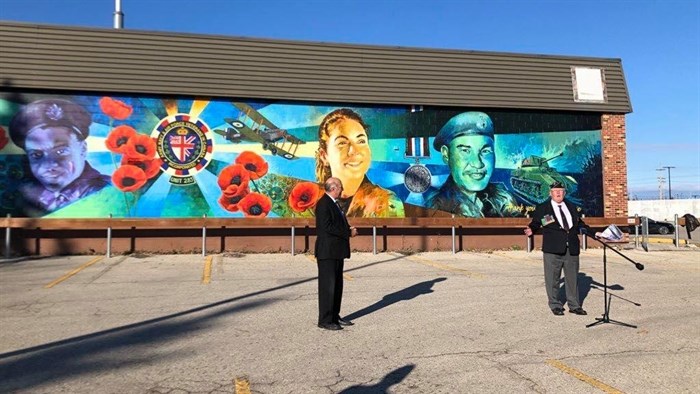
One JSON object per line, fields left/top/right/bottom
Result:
{"left": 658, "top": 166, "right": 675, "bottom": 199}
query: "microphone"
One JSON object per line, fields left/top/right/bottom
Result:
{"left": 635, "top": 263, "right": 644, "bottom": 271}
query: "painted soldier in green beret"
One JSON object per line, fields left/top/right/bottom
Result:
{"left": 426, "top": 111, "right": 519, "bottom": 217}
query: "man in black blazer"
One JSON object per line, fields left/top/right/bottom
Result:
{"left": 315, "top": 177, "right": 358, "bottom": 330}
{"left": 525, "top": 182, "right": 590, "bottom": 316}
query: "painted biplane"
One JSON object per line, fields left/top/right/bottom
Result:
{"left": 213, "top": 102, "right": 305, "bottom": 160}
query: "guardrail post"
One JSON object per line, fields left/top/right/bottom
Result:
{"left": 642, "top": 216, "right": 649, "bottom": 251}
{"left": 582, "top": 214, "right": 587, "bottom": 251}
{"left": 291, "top": 225, "right": 295, "bottom": 256}
{"left": 372, "top": 224, "right": 377, "bottom": 255}
{"left": 451, "top": 214, "right": 456, "bottom": 254}
{"left": 525, "top": 213, "right": 532, "bottom": 252}
{"left": 674, "top": 214, "right": 679, "bottom": 248}
{"left": 4, "top": 214, "right": 11, "bottom": 259}
{"left": 202, "top": 214, "right": 207, "bottom": 257}
{"left": 107, "top": 213, "right": 112, "bottom": 258}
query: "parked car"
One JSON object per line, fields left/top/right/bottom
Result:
{"left": 628, "top": 218, "right": 675, "bottom": 235}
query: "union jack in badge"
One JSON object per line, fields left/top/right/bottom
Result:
{"left": 151, "top": 114, "right": 213, "bottom": 185}
{"left": 169, "top": 134, "right": 196, "bottom": 162}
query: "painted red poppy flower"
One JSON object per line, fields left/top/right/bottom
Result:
{"left": 0, "top": 126, "right": 8, "bottom": 150}
{"left": 289, "top": 181, "right": 322, "bottom": 212}
{"left": 223, "top": 183, "right": 249, "bottom": 197}
{"left": 99, "top": 97, "right": 133, "bottom": 120}
{"left": 218, "top": 186, "right": 249, "bottom": 212}
{"left": 125, "top": 134, "right": 157, "bottom": 160}
{"left": 112, "top": 165, "right": 147, "bottom": 192}
{"left": 121, "top": 156, "right": 162, "bottom": 179}
{"left": 235, "top": 151, "right": 269, "bottom": 180}
{"left": 217, "top": 164, "right": 250, "bottom": 191}
{"left": 239, "top": 192, "right": 272, "bottom": 217}
{"left": 105, "top": 125, "right": 137, "bottom": 154}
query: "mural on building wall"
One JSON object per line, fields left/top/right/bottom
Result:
{"left": 0, "top": 93, "right": 604, "bottom": 218}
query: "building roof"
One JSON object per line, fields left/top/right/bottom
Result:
{"left": 0, "top": 21, "right": 632, "bottom": 113}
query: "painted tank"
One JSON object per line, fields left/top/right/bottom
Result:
{"left": 510, "top": 153, "right": 577, "bottom": 204}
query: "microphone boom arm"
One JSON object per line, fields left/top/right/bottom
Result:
{"left": 582, "top": 232, "right": 644, "bottom": 270}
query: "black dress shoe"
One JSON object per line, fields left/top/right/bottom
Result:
{"left": 318, "top": 323, "right": 343, "bottom": 330}
{"left": 337, "top": 317, "right": 354, "bottom": 326}
{"left": 551, "top": 308, "right": 565, "bottom": 316}
{"left": 569, "top": 308, "right": 588, "bottom": 315}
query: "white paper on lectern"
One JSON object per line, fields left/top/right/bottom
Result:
{"left": 598, "top": 224, "right": 624, "bottom": 241}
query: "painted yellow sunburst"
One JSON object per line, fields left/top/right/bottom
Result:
{"left": 163, "top": 98, "right": 209, "bottom": 118}
{"left": 189, "top": 99, "right": 209, "bottom": 118}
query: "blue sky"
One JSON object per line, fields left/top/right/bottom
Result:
{"left": 1, "top": 0, "right": 698, "bottom": 198}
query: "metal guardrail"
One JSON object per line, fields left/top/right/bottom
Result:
{"left": 627, "top": 214, "right": 694, "bottom": 250}
{"left": 1, "top": 215, "right": 629, "bottom": 258}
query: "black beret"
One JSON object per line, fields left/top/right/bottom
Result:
{"left": 433, "top": 111, "right": 494, "bottom": 151}
{"left": 550, "top": 181, "right": 565, "bottom": 189}
{"left": 8, "top": 99, "right": 92, "bottom": 149}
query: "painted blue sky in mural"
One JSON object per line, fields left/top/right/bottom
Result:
{"left": 1, "top": 0, "right": 698, "bottom": 198}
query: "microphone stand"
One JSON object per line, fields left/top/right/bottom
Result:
{"left": 583, "top": 232, "right": 644, "bottom": 329}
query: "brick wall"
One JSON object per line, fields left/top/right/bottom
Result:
{"left": 601, "top": 114, "right": 628, "bottom": 218}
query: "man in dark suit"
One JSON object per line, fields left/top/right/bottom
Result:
{"left": 315, "top": 177, "right": 358, "bottom": 330}
{"left": 525, "top": 181, "right": 590, "bottom": 316}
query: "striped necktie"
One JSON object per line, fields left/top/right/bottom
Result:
{"left": 336, "top": 201, "right": 348, "bottom": 224}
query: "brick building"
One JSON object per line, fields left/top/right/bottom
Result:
{"left": 0, "top": 21, "right": 632, "bottom": 255}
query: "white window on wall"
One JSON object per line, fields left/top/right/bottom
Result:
{"left": 571, "top": 66, "right": 607, "bottom": 103}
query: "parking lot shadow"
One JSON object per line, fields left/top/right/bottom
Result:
{"left": 557, "top": 272, "right": 632, "bottom": 310}
{"left": 339, "top": 364, "right": 415, "bottom": 393}
{"left": 0, "top": 298, "right": 273, "bottom": 392}
{"left": 344, "top": 277, "right": 447, "bottom": 321}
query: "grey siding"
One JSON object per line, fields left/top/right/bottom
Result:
{"left": 0, "top": 22, "right": 632, "bottom": 113}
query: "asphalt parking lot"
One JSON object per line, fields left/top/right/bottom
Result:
{"left": 0, "top": 246, "right": 698, "bottom": 393}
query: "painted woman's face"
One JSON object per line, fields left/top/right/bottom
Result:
{"left": 321, "top": 118, "right": 371, "bottom": 181}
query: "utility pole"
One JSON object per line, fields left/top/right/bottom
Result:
{"left": 657, "top": 175, "right": 666, "bottom": 200}
{"left": 657, "top": 166, "right": 675, "bottom": 200}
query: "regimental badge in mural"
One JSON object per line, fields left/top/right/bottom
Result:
{"left": 152, "top": 114, "right": 213, "bottom": 185}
